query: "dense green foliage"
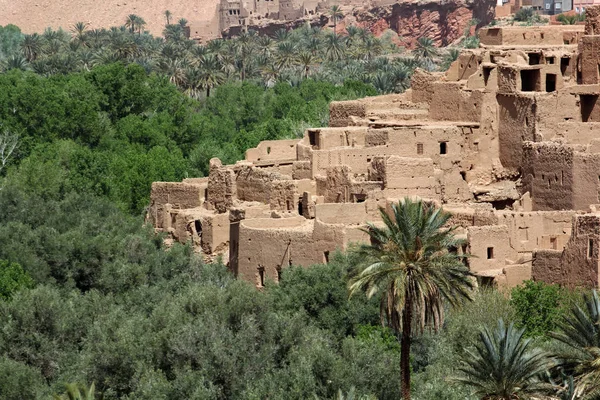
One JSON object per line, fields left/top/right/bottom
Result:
{"left": 0, "top": 62, "right": 374, "bottom": 214}
{"left": 511, "top": 280, "right": 566, "bottom": 338}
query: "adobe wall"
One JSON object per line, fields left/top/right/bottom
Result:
{"left": 207, "top": 159, "right": 237, "bottom": 213}
{"left": 497, "top": 94, "right": 536, "bottom": 171}
{"left": 245, "top": 139, "right": 300, "bottom": 162}
{"left": 428, "top": 82, "right": 483, "bottom": 122}
{"left": 479, "top": 26, "right": 584, "bottom": 46}
{"left": 521, "top": 142, "right": 575, "bottom": 211}
{"left": 467, "top": 225, "right": 519, "bottom": 273}
{"left": 148, "top": 182, "right": 206, "bottom": 229}
{"left": 496, "top": 210, "right": 574, "bottom": 254}
{"left": 573, "top": 152, "right": 600, "bottom": 210}
{"left": 236, "top": 217, "right": 349, "bottom": 284}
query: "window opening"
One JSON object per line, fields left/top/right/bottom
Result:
{"left": 439, "top": 142, "right": 447, "bottom": 155}
{"left": 589, "top": 239, "right": 594, "bottom": 259}
{"left": 546, "top": 74, "right": 556, "bottom": 92}
{"left": 417, "top": 143, "right": 424, "bottom": 155}
{"left": 323, "top": 251, "right": 330, "bottom": 264}
{"left": 561, "top": 57, "right": 569, "bottom": 76}
{"left": 258, "top": 266, "right": 265, "bottom": 286}
{"left": 528, "top": 53, "right": 541, "bottom": 65}
{"left": 521, "top": 69, "right": 540, "bottom": 92}
{"left": 483, "top": 66, "right": 493, "bottom": 86}
{"left": 487, "top": 247, "right": 494, "bottom": 259}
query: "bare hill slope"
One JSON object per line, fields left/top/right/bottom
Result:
{"left": 0, "top": 0, "right": 220, "bottom": 38}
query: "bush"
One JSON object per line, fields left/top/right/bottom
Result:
{"left": 514, "top": 7, "right": 536, "bottom": 22}
{"left": 510, "top": 280, "right": 568, "bottom": 338}
{"left": 0, "top": 260, "right": 34, "bottom": 300}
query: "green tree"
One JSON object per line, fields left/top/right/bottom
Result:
{"left": 164, "top": 10, "right": 172, "bottom": 26}
{"left": 349, "top": 198, "right": 474, "bottom": 400}
{"left": 511, "top": 280, "right": 566, "bottom": 338}
{"left": 0, "top": 260, "right": 34, "bottom": 300}
{"left": 455, "top": 319, "right": 551, "bottom": 400}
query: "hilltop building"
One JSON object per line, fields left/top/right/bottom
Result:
{"left": 149, "top": 7, "right": 600, "bottom": 289}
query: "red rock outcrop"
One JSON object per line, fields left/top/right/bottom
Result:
{"left": 354, "top": 0, "right": 496, "bottom": 48}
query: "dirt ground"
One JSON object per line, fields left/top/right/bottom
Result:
{"left": 0, "top": 0, "right": 219, "bottom": 37}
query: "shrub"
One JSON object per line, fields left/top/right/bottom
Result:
{"left": 511, "top": 280, "right": 566, "bottom": 338}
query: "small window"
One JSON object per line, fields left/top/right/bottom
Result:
{"left": 323, "top": 251, "right": 330, "bottom": 264}
{"left": 528, "top": 53, "right": 540, "bottom": 65}
{"left": 546, "top": 74, "right": 556, "bottom": 92}
{"left": 483, "top": 67, "right": 493, "bottom": 86}
{"left": 589, "top": 239, "right": 594, "bottom": 259}
{"left": 487, "top": 247, "right": 494, "bottom": 259}
{"left": 267, "top": 146, "right": 271, "bottom": 154}
{"left": 308, "top": 131, "right": 317, "bottom": 146}
{"left": 417, "top": 143, "right": 424, "bottom": 155}
{"left": 550, "top": 237, "right": 557, "bottom": 250}
{"left": 439, "top": 142, "right": 447, "bottom": 155}
{"left": 546, "top": 56, "right": 555, "bottom": 65}
{"left": 473, "top": 142, "right": 479, "bottom": 151}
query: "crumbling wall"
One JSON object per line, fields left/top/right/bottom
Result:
{"left": 148, "top": 182, "right": 206, "bottom": 228}
{"left": 573, "top": 152, "right": 600, "bottom": 210}
{"left": 521, "top": 142, "right": 575, "bottom": 211}
{"left": 207, "top": 159, "right": 237, "bottom": 213}
{"left": 497, "top": 94, "right": 536, "bottom": 171}
{"left": 245, "top": 139, "right": 300, "bottom": 162}
{"left": 428, "top": 82, "right": 483, "bottom": 122}
{"left": 329, "top": 100, "right": 367, "bottom": 127}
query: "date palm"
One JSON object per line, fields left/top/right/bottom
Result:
{"left": 455, "top": 319, "right": 551, "bottom": 400}
{"left": 20, "top": 33, "right": 42, "bottom": 61}
{"left": 551, "top": 290, "right": 600, "bottom": 398}
{"left": 412, "top": 37, "right": 438, "bottom": 62}
{"left": 197, "top": 54, "right": 224, "bottom": 97}
{"left": 349, "top": 198, "right": 474, "bottom": 400}
{"left": 324, "top": 32, "right": 346, "bottom": 62}
{"left": 329, "top": 5, "right": 344, "bottom": 38}
{"left": 53, "top": 382, "right": 100, "bottom": 400}
{"left": 164, "top": 10, "right": 172, "bottom": 26}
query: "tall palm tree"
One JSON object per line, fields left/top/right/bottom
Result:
{"left": 125, "top": 14, "right": 139, "bottom": 34}
{"left": 297, "top": 51, "right": 317, "bottom": 78}
{"left": 197, "top": 54, "right": 224, "bottom": 97}
{"left": 455, "top": 319, "right": 551, "bottom": 400}
{"left": 164, "top": 10, "right": 172, "bottom": 26}
{"left": 551, "top": 290, "right": 600, "bottom": 398}
{"left": 412, "top": 37, "right": 438, "bottom": 62}
{"left": 349, "top": 198, "right": 474, "bottom": 400}
{"left": 329, "top": 5, "right": 344, "bottom": 38}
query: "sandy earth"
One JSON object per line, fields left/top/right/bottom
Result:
{"left": 0, "top": 0, "right": 221, "bottom": 38}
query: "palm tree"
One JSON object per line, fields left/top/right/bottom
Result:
{"left": 164, "top": 10, "right": 172, "bottom": 26}
{"left": 71, "top": 22, "right": 89, "bottom": 46}
{"left": 275, "top": 41, "right": 296, "bottom": 70}
{"left": 125, "top": 14, "right": 139, "bottom": 34}
{"left": 412, "top": 37, "right": 438, "bottom": 62}
{"left": 455, "top": 319, "right": 551, "bottom": 400}
{"left": 349, "top": 198, "right": 474, "bottom": 400}
{"left": 329, "top": 5, "right": 344, "bottom": 38}
{"left": 297, "top": 51, "right": 317, "bottom": 78}
{"left": 197, "top": 54, "right": 224, "bottom": 97}
{"left": 324, "top": 32, "right": 346, "bottom": 62}
{"left": 1, "top": 55, "right": 28, "bottom": 72}
{"left": 551, "top": 290, "right": 600, "bottom": 398}
{"left": 20, "top": 33, "right": 42, "bottom": 61}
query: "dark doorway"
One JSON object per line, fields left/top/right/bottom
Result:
{"left": 561, "top": 57, "right": 569, "bottom": 76}
{"left": 521, "top": 69, "right": 540, "bottom": 92}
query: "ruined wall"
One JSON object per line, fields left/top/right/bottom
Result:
{"left": 236, "top": 217, "right": 347, "bottom": 283}
{"left": 521, "top": 142, "right": 575, "bottom": 211}
{"left": 573, "top": 152, "right": 600, "bottom": 210}
{"left": 428, "top": 82, "right": 483, "bottom": 122}
{"left": 245, "top": 139, "right": 300, "bottom": 162}
{"left": 207, "top": 159, "right": 237, "bottom": 213}
{"left": 497, "top": 94, "right": 537, "bottom": 171}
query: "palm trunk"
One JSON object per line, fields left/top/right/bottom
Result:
{"left": 401, "top": 298, "right": 412, "bottom": 400}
